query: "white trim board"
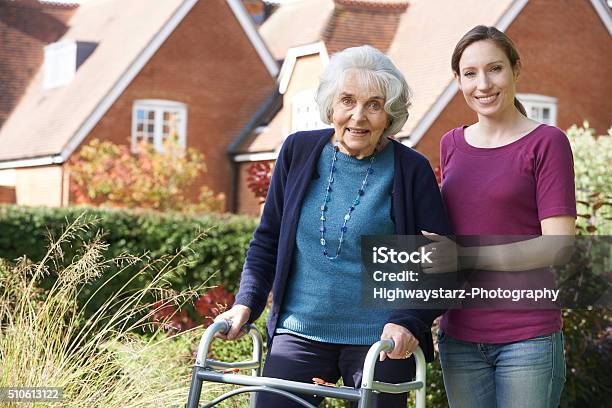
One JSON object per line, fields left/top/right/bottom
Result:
{"left": 278, "top": 41, "right": 329, "bottom": 94}
{"left": 0, "top": 155, "right": 64, "bottom": 170}
{"left": 233, "top": 151, "right": 277, "bottom": 162}
{"left": 227, "top": 0, "right": 279, "bottom": 78}
{"left": 590, "top": 0, "right": 612, "bottom": 35}
{"left": 408, "top": 0, "right": 530, "bottom": 147}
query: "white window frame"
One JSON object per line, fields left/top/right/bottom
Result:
{"left": 516, "top": 93, "right": 557, "bottom": 126}
{"left": 43, "top": 39, "right": 77, "bottom": 90}
{"left": 291, "top": 89, "right": 327, "bottom": 134}
{"left": 131, "top": 99, "right": 188, "bottom": 153}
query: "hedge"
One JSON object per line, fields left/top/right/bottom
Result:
{"left": 0, "top": 205, "right": 257, "bottom": 318}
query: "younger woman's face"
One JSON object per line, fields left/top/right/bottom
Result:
{"left": 456, "top": 40, "right": 519, "bottom": 119}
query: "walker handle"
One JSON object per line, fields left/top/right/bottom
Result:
{"left": 361, "top": 339, "right": 426, "bottom": 408}
{"left": 194, "top": 319, "right": 263, "bottom": 371}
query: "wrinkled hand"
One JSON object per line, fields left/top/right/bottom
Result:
{"left": 420, "top": 230, "right": 460, "bottom": 274}
{"left": 214, "top": 304, "right": 251, "bottom": 340}
{"left": 379, "top": 323, "right": 419, "bottom": 361}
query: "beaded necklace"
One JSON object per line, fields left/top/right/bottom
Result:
{"left": 319, "top": 143, "right": 376, "bottom": 260}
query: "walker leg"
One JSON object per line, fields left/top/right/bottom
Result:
{"left": 186, "top": 367, "right": 203, "bottom": 408}
{"left": 357, "top": 388, "right": 373, "bottom": 408}
{"left": 249, "top": 331, "right": 264, "bottom": 408}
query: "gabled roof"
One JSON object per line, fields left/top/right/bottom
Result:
{"left": 388, "top": 0, "right": 519, "bottom": 142}
{"left": 247, "top": 0, "right": 515, "bottom": 154}
{"left": 0, "top": 0, "right": 278, "bottom": 168}
{"left": 244, "top": 0, "right": 612, "bottom": 156}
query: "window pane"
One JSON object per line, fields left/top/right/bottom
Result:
{"left": 542, "top": 108, "right": 550, "bottom": 121}
{"left": 133, "top": 103, "right": 186, "bottom": 152}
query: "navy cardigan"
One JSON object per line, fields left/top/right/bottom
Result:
{"left": 235, "top": 129, "right": 451, "bottom": 362}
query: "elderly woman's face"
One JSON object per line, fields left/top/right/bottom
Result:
{"left": 331, "top": 72, "right": 389, "bottom": 159}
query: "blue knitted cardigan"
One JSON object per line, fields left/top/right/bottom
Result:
{"left": 234, "top": 128, "right": 451, "bottom": 362}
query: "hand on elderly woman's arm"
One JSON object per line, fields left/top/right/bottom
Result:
{"left": 422, "top": 215, "right": 576, "bottom": 273}
{"left": 379, "top": 323, "right": 419, "bottom": 361}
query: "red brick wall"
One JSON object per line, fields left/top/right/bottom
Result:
{"left": 415, "top": 93, "right": 474, "bottom": 166}
{"left": 416, "top": 0, "right": 612, "bottom": 166}
{"left": 324, "top": 2, "right": 406, "bottom": 54}
{"left": 0, "top": 186, "right": 16, "bottom": 204}
{"left": 0, "top": 0, "right": 76, "bottom": 127}
{"left": 76, "top": 0, "right": 276, "bottom": 211}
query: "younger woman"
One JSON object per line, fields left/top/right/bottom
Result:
{"left": 437, "top": 26, "right": 576, "bottom": 407}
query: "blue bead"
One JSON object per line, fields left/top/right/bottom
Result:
{"left": 320, "top": 226, "right": 325, "bottom": 232}
{"left": 320, "top": 205, "right": 327, "bottom": 211}
{"left": 358, "top": 189, "right": 364, "bottom": 196}
{"left": 320, "top": 238, "right": 326, "bottom": 245}
{"left": 349, "top": 206, "right": 354, "bottom": 212}
{"left": 368, "top": 168, "right": 374, "bottom": 174}
{"left": 325, "top": 196, "right": 331, "bottom": 202}
{"left": 323, "top": 249, "right": 328, "bottom": 256}
{"left": 341, "top": 226, "right": 347, "bottom": 232}
{"left": 327, "top": 186, "right": 332, "bottom": 192}
{"left": 354, "top": 198, "right": 360, "bottom": 205}
{"left": 332, "top": 166, "right": 336, "bottom": 172}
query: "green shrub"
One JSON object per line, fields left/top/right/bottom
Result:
{"left": 0, "top": 214, "right": 209, "bottom": 407}
{"left": 568, "top": 122, "right": 612, "bottom": 234}
{"left": 0, "top": 205, "right": 257, "bottom": 320}
{"left": 562, "top": 122, "right": 612, "bottom": 407}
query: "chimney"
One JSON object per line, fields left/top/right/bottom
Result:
{"left": 324, "top": 0, "right": 409, "bottom": 54}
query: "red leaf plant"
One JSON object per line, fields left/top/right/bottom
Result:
{"left": 150, "top": 285, "right": 235, "bottom": 335}
{"left": 246, "top": 161, "right": 272, "bottom": 204}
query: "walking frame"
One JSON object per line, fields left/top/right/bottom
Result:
{"left": 186, "top": 320, "right": 426, "bottom": 408}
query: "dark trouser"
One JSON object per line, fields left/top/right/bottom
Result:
{"left": 255, "top": 333, "right": 416, "bottom": 408}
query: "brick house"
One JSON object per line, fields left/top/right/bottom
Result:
{"left": 0, "top": 0, "right": 278, "bottom": 209}
{"left": 232, "top": 0, "right": 612, "bottom": 215}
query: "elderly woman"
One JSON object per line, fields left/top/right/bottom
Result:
{"left": 217, "top": 45, "right": 450, "bottom": 407}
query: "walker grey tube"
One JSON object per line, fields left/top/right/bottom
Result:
{"left": 188, "top": 320, "right": 426, "bottom": 407}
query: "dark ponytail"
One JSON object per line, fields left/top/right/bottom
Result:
{"left": 452, "top": 25, "right": 527, "bottom": 116}
{"left": 514, "top": 97, "right": 527, "bottom": 116}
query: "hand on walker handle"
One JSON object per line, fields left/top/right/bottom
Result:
{"left": 214, "top": 304, "right": 251, "bottom": 340}
{"left": 379, "top": 323, "right": 419, "bottom": 362}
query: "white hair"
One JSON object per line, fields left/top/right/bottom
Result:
{"left": 315, "top": 45, "right": 412, "bottom": 137}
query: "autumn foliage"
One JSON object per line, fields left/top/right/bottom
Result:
{"left": 246, "top": 161, "right": 272, "bottom": 204}
{"left": 68, "top": 138, "right": 225, "bottom": 212}
{"left": 150, "top": 286, "right": 235, "bottom": 334}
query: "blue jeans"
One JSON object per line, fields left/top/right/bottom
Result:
{"left": 438, "top": 330, "right": 566, "bottom": 408}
